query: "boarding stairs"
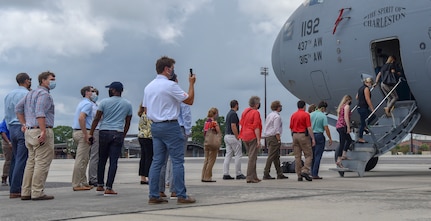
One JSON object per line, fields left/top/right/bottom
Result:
{"left": 330, "top": 79, "right": 421, "bottom": 177}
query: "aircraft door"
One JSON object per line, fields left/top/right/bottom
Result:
{"left": 310, "top": 70, "right": 331, "bottom": 100}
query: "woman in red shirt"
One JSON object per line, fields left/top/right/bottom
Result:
{"left": 239, "top": 96, "right": 262, "bottom": 183}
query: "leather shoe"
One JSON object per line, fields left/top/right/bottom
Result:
{"left": 73, "top": 186, "right": 92, "bottom": 191}
{"left": 21, "top": 196, "right": 31, "bottom": 200}
{"left": 177, "top": 196, "right": 196, "bottom": 204}
{"left": 32, "top": 195, "right": 54, "bottom": 200}
{"left": 148, "top": 197, "right": 168, "bottom": 204}
{"left": 223, "top": 175, "right": 235, "bottom": 180}
{"left": 277, "top": 175, "right": 289, "bottom": 179}
{"left": 301, "top": 172, "right": 313, "bottom": 181}
{"left": 236, "top": 174, "right": 246, "bottom": 180}
{"left": 201, "top": 179, "right": 216, "bottom": 182}
{"left": 9, "top": 193, "right": 21, "bottom": 199}
{"left": 262, "top": 175, "right": 275, "bottom": 180}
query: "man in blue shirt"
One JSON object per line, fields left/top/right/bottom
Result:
{"left": 4, "top": 72, "right": 31, "bottom": 199}
{"left": 310, "top": 101, "right": 333, "bottom": 179}
{"left": 89, "top": 81, "right": 132, "bottom": 196}
{"left": 71, "top": 86, "right": 95, "bottom": 191}
{"left": 0, "top": 119, "right": 12, "bottom": 186}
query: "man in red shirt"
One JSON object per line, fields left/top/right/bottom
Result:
{"left": 290, "top": 100, "right": 315, "bottom": 181}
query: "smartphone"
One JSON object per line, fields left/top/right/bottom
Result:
{"left": 189, "top": 68, "right": 193, "bottom": 77}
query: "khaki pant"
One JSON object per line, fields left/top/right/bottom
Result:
{"left": 201, "top": 145, "right": 218, "bottom": 181}
{"left": 263, "top": 136, "right": 283, "bottom": 177}
{"left": 22, "top": 128, "right": 54, "bottom": 198}
{"left": 72, "top": 130, "right": 91, "bottom": 187}
{"left": 244, "top": 139, "right": 259, "bottom": 181}
{"left": 1, "top": 139, "right": 12, "bottom": 177}
{"left": 292, "top": 133, "right": 313, "bottom": 177}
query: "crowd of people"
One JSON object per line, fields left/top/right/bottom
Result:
{"left": 0, "top": 54, "right": 399, "bottom": 205}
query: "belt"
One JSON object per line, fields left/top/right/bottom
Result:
{"left": 27, "top": 126, "right": 53, "bottom": 129}
{"left": 160, "top": 119, "right": 177, "bottom": 123}
{"left": 313, "top": 132, "right": 323, "bottom": 134}
{"left": 74, "top": 128, "right": 90, "bottom": 130}
{"left": 292, "top": 132, "right": 305, "bottom": 134}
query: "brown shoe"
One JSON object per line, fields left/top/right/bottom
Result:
{"left": 159, "top": 192, "right": 167, "bottom": 197}
{"left": 32, "top": 195, "right": 54, "bottom": 200}
{"left": 103, "top": 189, "right": 118, "bottom": 197}
{"left": 9, "top": 193, "right": 21, "bottom": 199}
{"left": 21, "top": 196, "right": 31, "bottom": 200}
{"left": 73, "top": 186, "right": 92, "bottom": 191}
{"left": 96, "top": 186, "right": 105, "bottom": 192}
{"left": 177, "top": 196, "right": 196, "bottom": 204}
{"left": 170, "top": 192, "right": 177, "bottom": 200}
{"left": 148, "top": 197, "right": 168, "bottom": 204}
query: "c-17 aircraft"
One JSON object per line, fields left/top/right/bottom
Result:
{"left": 272, "top": 0, "right": 431, "bottom": 176}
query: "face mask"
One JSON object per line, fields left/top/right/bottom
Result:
{"left": 257, "top": 103, "right": 261, "bottom": 109}
{"left": 49, "top": 81, "right": 56, "bottom": 90}
{"left": 91, "top": 93, "right": 98, "bottom": 102}
{"left": 348, "top": 101, "right": 352, "bottom": 105}
{"left": 108, "top": 89, "right": 113, "bottom": 97}
{"left": 279, "top": 107, "right": 283, "bottom": 112}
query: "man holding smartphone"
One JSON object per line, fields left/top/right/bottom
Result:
{"left": 144, "top": 56, "right": 196, "bottom": 204}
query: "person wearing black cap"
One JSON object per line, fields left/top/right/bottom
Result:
{"left": 88, "top": 81, "right": 133, "bottom": 196}
{"left": 144, "top": 56, "right": 196, "bottom": 204}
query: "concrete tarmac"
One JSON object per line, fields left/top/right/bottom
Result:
{"left": 1, "top": 155, "right": 431, "bottom": 221}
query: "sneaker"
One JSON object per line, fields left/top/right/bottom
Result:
{"left": 236, "top": 174, "right": 246, "bottom": 180}
{"left": 177, "top": 196, "right": 196, "bottom": 204}
{"left": 159, "top": 192, "right": 167, "bottom": 197}
{"left": 96, "top": 186, "right": 105, "bottom": 194}
{"left": 223, "top": 175, "right": 235, "bottom": 180}
{"left": 148, "top": 197, "right": 168, "bottom": 204}
{"left": 170, "top": 192, "right": 177, "bottom": 200}
{"left": 103, "top": 189, "right": 117, "bottom": 196}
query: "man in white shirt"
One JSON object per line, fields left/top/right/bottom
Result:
{"left": 143, "top": 56, "right": 196, "bottom": 204}
{"left": 263, "top": 100, "right": 288, "bottom": 180}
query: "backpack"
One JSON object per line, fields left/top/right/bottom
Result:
{"left": 281, "top": 160, "right": 304, "bottom": 173}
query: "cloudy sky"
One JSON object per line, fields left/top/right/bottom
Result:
{"left": 0, "top": 0, "right": 307, "bottom": 142}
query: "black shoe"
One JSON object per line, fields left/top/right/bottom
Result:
{"left": 201, "top": 180, "right": 216, "bottom": 182}
{"left": 262, "top": 175, "right": 275, "bottom": 180}
{"left": 236, "top": 174, "right": 246, "bottom": 180}
{"left": 301, "top": 172, "right": 312, "bottom": 181}
{"left": 277, "top": 175, "right": 288, "bottom": 179}
{"left": 223, "top": 175, "right": 235, "bottom": 180}
{"left": 297, "top": 177, "right": 303, "bottom": 181}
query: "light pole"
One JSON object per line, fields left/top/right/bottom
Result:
{"left": 260, "top": 67, "right": 268, "bottom": 119}
{"left": 261, "top": 67, "right": 268, "bottom": 153}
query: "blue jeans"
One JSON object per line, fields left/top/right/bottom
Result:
{"left": 311, "top": 133, "right": 325, "bottom": 177}
{"left": 97, "top": 130, "right": 124, "bottom": 189}
{"left": 9, "top": 124, "right": 28, "bottom": 193}
{"left": 357, "top": 107, "right": 375, "bottom": 139}
{"left": 149, "top": 121, "right": 186, "bottom": 199}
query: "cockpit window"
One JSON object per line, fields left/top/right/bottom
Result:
{"left": 282, "top": 21, "right": 294, "bottom": 41}
{"left": 304, "top": 0, "right": 324, "bottom": 6}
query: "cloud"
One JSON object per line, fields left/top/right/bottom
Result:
{"left": 238, "top": 0, "right": 303, "bottom": 35}
{"left": 0, "top": 0, "right": 108, "bottom": 60}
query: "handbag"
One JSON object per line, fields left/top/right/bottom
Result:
{"left": 204, "top": 128, "right": 221, "bottom": 150}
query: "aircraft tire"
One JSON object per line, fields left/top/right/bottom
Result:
{"left": 365, "top": 157, "right": 379, "bottom": 171}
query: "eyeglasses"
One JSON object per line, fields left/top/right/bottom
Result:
{"left": 28, "top": 78, "right": 32, "bottom": 81}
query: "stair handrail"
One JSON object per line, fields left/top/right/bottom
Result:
{"left": 366, "top": 77, "right": 404, "bottom": 121}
